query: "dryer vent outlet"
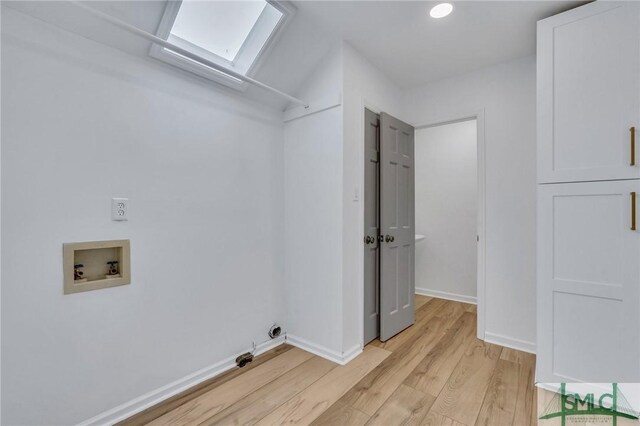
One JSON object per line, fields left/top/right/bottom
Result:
{"left": 235, "top": 352, "right": 253, "bottom": 368}
{"left": 268, "top": 325, "right": 282, "bottom": 339}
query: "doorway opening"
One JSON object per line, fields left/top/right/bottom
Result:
{"left": 411, "top": 113, "right": 486, "bottom": 340}
{"left": 414, "top": 119, "right": 478, "bottom": 304}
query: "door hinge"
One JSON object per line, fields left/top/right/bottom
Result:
{"left": 477, "top": 235, "right": 480, "bottom": 242}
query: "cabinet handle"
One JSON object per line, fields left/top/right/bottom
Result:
{"left": 632, "top": 192, "right": 637, "bottom": 231}
{"left": 631, "top": 127, "right": 636, "bottom": 166}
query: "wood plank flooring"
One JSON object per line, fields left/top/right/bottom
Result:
{"left": 121, "top": 296, "right": 536, "bottom": 426}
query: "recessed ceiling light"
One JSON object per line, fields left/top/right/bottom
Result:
{"left": 430, "top": 3, "right": 453, "bottom": 19}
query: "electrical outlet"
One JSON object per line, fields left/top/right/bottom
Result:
{"left": 111, "top": 198, "right": 128, "bottom": 221}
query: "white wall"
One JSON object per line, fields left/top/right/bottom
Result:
{"left": 0, "top": 4, "right": 3, "bottom": 423}
{"left": 1, "top": 8, "right": 286, "bottom": 425}
{"left": 403, "top": 56, "right": 537, "bottom": 352}
{"left": 341, "top": 42, "right": 405, "bottom": 353}
{"left": 415, "top": 120, "right": 477, "bottom": 302}
{"left": 283, "top": 46, "right": 345, "bottom": 359}
{"left": 283, "top": 42, "right": 407, "bottom": 361}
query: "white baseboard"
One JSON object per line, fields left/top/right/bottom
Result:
{"left": 415, "top": 289, "right": 534, "bottom": 355}
{"left": 341, "top": 344, "right": 364, "bottom": 365}
{"left": 415, "top": 287, "right": 477, "bottom": 305}
{"left": 285, "top": 334, "right": 362, "bottom": 365}
{"left": 417, "top": 290, "right": 535, "bottom": 355}
{"left": 484, "top": 331, "right": 536, "bottom": 354}
{"left": 76, "top": 336, "right": 286, "bottom": 426}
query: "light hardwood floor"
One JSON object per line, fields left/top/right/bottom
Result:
{"left": 121, "top": 296, "right": 536, "bottom": 426}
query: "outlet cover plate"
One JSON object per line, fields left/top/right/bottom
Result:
{"left": 111, "top": 198, "right": 128, "bottom": 221}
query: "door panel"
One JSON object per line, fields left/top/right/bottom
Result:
{"left": 538, "top": 2, "right": 640, "bottom": 183}
{"left": 537, "top": 180, "right": 640, "bottom": 383}
{"left": 380, "top": 112, "right": 415, "bottom": 341}
{"left": 363, "top": 109, "right": 380, "bottom": 344}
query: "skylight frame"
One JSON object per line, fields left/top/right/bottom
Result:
{"left": 150, "top": 0, "right": 294, "bottom": 91}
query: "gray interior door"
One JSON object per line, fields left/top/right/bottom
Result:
{"left": 379, "top": 112, "right": 415, "bottom": 341}
{"left": 363, "top": 109, "right": 380, "bottom": 344}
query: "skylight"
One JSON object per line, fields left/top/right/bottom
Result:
{"left": 151, "top": 0, "right": 292, "bottom": 90}
{"left": 171, "top": 1, "right": 269, "bottom": 62}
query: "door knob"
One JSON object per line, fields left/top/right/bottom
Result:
{"left": 364, "top": 235, "right": 374, "bottom": 244}
{"left": 378, "top": 235, "right": 384, "bottom": 243}
{"left": 385, "top": 235, "right": 395, "bottom": 243}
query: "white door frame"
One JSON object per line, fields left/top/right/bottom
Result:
{"left": 357, "top": 102, "right": 486, "bottom": 345}
{"left": 413, "top": 110, "right": 487, "bottom": 340}
{"left": 358, "top": 100, "right": 384, "bottom": 349}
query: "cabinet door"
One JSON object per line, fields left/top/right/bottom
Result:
{"left": 537, "top": 180, "right": 640, "bottom": 383}
{"left": 538, "top": 2, "right": 640, "bottom": 183}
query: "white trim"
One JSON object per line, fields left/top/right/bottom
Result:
{"left": 285, "top": 335, "right": 362, "bottom": 366}
{"left": 356, "top": 98, "right": 386, "bottom": 353}
{"left": 484, "top": 331, "right": 536, "bottom": 354}
{"left": 341, "top": 344, "right": 364, "bottom": 365}
{"left": 415, "top": 288, "right": 477, "bottom": 305}
{"left": 76, "top": 337, "right": 285, "bottom": 426}
{"left": 476, "top": 112, "right": 487, "bottom": 341}
{"left": 413, "top": 110, "right": 487, "bottom": 341}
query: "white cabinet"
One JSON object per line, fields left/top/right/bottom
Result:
{"left": 537, "top": 2, "right": 640, "bottom": 385}
{"left": 537, "top": 2, "right": 640, "bottom": 184}
{"left": 537, "top": 180, "right": 640, "bottom": 383}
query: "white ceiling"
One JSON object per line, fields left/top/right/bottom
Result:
{"left": 5, "top": 1, "right": 586, "bottom": 106}
{"left": 294, "top": 0, "right": 586, "bottom": 88}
